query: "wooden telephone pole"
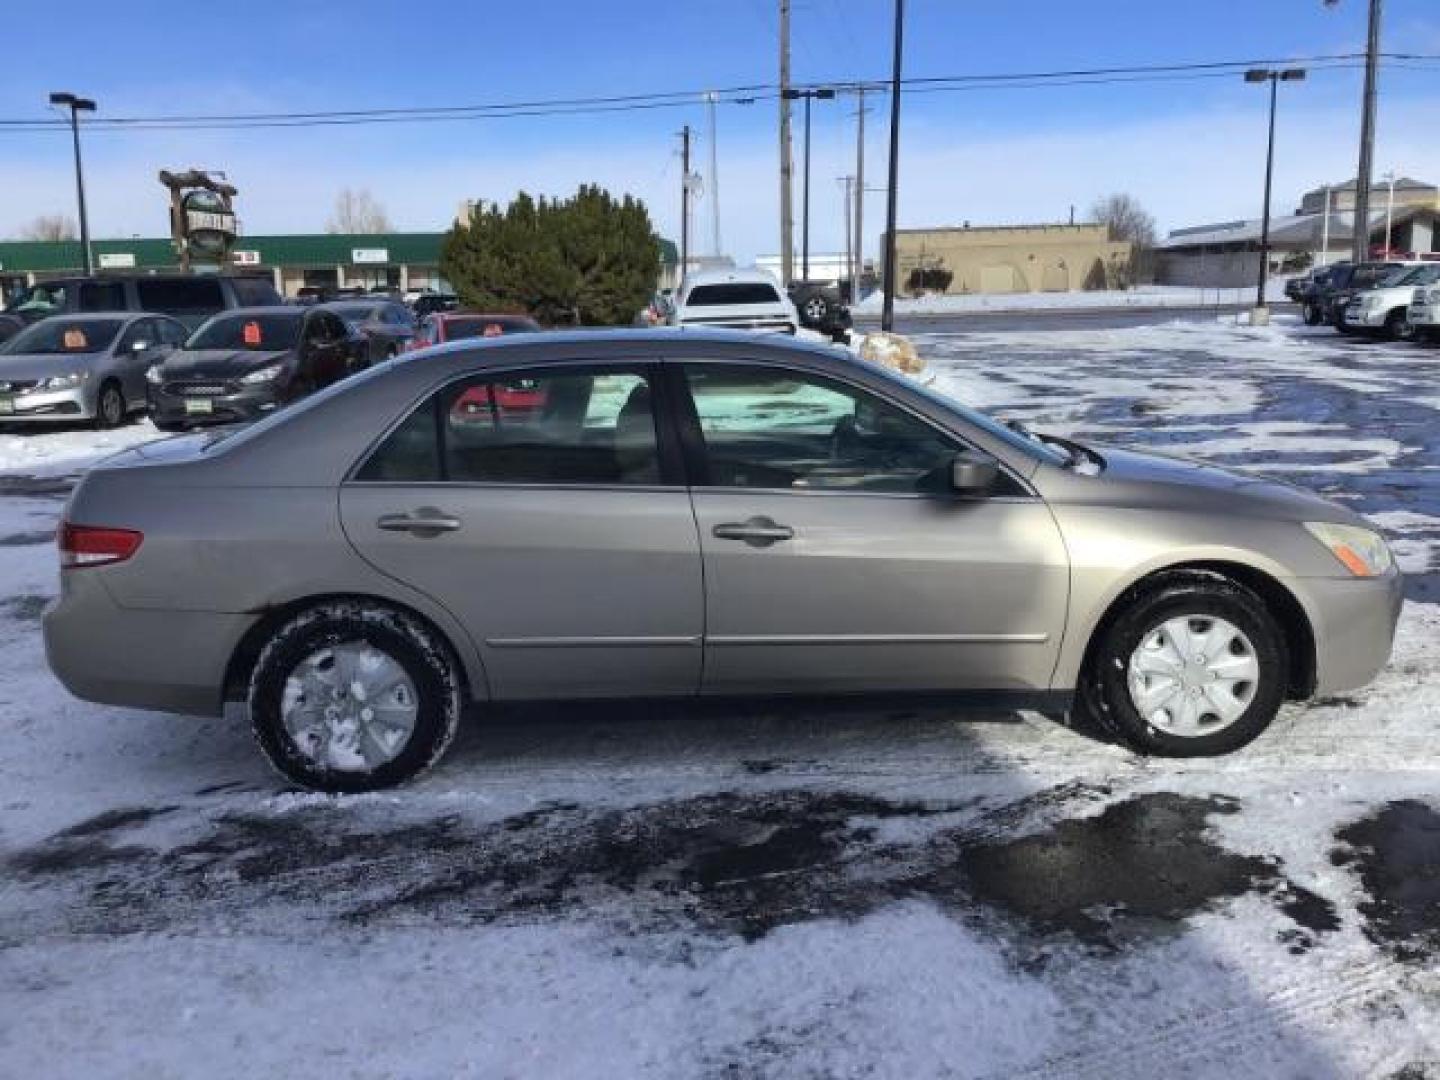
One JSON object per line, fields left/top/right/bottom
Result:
{"left": 680, "top": 125, "right": 691, "bottom": 278}
{"left": 779, "top": 0, "right": 794, "bottom": 285}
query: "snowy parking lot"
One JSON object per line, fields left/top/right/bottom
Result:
{"left": 1, "top": 315, "right": 1437, "bottom": 1078}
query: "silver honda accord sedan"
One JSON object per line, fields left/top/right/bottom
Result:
{"left": 43, "top": 330, "right": 1403, "bottom": 791}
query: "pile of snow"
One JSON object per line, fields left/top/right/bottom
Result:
{"left": 855, "top": 280, "right": 1292, "bottom": 317}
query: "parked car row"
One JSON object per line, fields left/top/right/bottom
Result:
{"left": 661, "top": 269, "right": 853, "bottom": 342}
{"left": 1295, "top": 259, "right": 1440, "bottom": 342}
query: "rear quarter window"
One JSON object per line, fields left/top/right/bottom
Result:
{"left": 136, "top": 278, "right": 225, "bottom": 315}
{"left": 230, "top": 277, "right": 282, "bottom": 307}
{"left": 685, "top": 283, "right": 783, "bottom": 307}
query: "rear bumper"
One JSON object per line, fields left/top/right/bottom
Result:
{"left": 1299, "top": 571, "right": 1405, "bottom": 696}
{"left": 43, "top": 569, "right": 250, "bottom": 717}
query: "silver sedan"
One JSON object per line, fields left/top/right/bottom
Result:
{"left": 0, "top": 313, "right": 187, "bottom": 427}
{"left": 43, "top": 330, "right": 1403, "bottom": 791}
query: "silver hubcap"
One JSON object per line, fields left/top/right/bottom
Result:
{"left": 280, "top": 642, "right": 418, "bottom": 771}
{"left": 1126, "top": 615, "right": 1260, "bottom": 737}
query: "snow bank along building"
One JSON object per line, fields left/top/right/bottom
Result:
{"left": 1157, "top": 178, "right": 1440, "bottom": 288}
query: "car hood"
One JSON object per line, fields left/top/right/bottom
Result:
{"left": 1065, "top": 443, "right": 1366, "bottom": 526}
{"left": 0, "top": 352, "right": 98, "bottom": 384}
{"left": 158, "top": 348, "right": 292, "bottom": 378}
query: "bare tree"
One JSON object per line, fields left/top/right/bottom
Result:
{"left": 326, "top": 189, "right": 393, "bottom": 234}
{"left": 18, "top": 214, "right": 78, "bottom": 241}
{"left": 1090, "top": 193, "right": 1157, "bottom": 286}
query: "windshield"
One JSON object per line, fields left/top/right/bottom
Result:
{"left": 1384, "top": 265, "right": 1440, "bottom": 287}
{"left": 1, "top": 317, "right": 124, "bottom": 355}
{"left": 5, "top": 282, "right": 71, "bottom": 315}
{"left": 686, "top": 283, "right": 782, "bottom": 307}
{"left": 185, "top": 312, "right": 302, "bottom": 351}
{"left": 444, "top": 316, "right": 538, "bottom": 339}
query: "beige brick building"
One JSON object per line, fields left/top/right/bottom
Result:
{"left": 891, "top": 223, "right": 1133, "bottom": 295}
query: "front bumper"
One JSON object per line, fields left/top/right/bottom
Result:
{"left": 0, "top": 385, "right": 91, "bottom": 422}
{"left": 148, "top": 381, "right": 283, "bottom": 427}
{"left": 43, "top": 568, "right": 251, "bottom": 717}
{"left": 1299, "top": 570, "right": 1405, "bottom": 696}
{"left": 1342, "top": 303, "right": 1388, "bottom": 329}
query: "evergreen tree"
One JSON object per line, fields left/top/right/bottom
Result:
{"left": 441, "top": 186, "right": 660, "bottom": 326}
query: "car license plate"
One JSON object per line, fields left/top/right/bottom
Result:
{"left": 0, "top": 397, "right": 13, "bottom": 415}
{"left": 184, "top": 399, "right": 214, "bottom": 415}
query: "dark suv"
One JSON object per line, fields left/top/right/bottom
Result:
{"left": 4, "top": 274, "right": 282, "bottom": 331}
{"left": 1301, "top": 261, "right": 1406, "bottom": 327}
{"left": 788, "top": 280, "right": 853, "bottom": 342}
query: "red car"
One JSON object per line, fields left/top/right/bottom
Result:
{"left": 408, "top": 311, "right": 541, "bottom": 352}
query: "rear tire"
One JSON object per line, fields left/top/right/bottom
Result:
{"left": 1074, "top": 572, "right": 1288, "bottom": 757}
{"left": 1303, "top": 302, "right": 1324, "bottom": 326}
{"left": 248, "top": 602, "right": 462, "bottom": 792}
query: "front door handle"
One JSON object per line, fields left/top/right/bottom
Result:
{"left": 712, "top": 516, "right": 794, "bottom": 548}
{"left": 376, "top": 508, "right": 462, "bottom": 537}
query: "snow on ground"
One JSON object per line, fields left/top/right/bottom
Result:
{"left": 1, "top": 319, "right": 1438, "bottom": 1079}
{"left": 854, "top": 280, "right": 1293, "bottom": 317}
{"left": 0, "top": 418, "right": 163, "bottom": 477}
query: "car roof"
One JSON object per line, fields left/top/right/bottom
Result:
{"left": 413, "top": 326, "right": 848, "bottom": 364}
{"left": 26, "top": 311, "right": 144, "bottom": 323}
{"left": 216, "top": 305, "right": 308, "bottom": 318}
{"left": 680, "top": 268, "right": 785, "bottom": 288}
{"left": 438, "top": 310, "right": 536, "bottom": 321}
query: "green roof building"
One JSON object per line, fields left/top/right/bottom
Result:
{"left": 0, "top": 232, "right": 680, "bottom": 297}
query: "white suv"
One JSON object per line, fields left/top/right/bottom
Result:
{"left": 669, "top": 269, "right": 799, "bottom": 334}
{"left": 1406, "top": 267, "right": 1440, "bottom": 343}
{"left": 1341, "top": 262, "right": 1438, "bottom": 339}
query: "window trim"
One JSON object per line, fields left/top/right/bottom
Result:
{"left": 345, "top": 358, "right": 688, "bottom": 490}
{"left": 665, "top": 358, "right": 1038, "bottom": 501}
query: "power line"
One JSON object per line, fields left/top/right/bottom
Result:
{"left": 0, "top": 53, "right": 1432, "bottom": 134}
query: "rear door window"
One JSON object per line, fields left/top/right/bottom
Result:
{"left": 355, "top": 366, "right": 665, "bottom": 486}
{"left": 78, "top": 281, "right": 127, "bottom": 312}
{"left": 230, "top": 277, "right": 281, "bottom": 307}
{"left": 135, "top": 278, "right": 225, "bottom": 319}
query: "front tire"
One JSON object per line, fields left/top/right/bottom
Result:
{"left": 1076, "top": 573, "right": 1288, "bottom": 757}
{"left": 1303, "top": 302, "right": 1323, "bottom": 326}
{"left": 248, "top": 602, "right": 462, "bottom": 792}
{"left": 94, "top": 381, "right": 125, "bottom": 429}
{"left": 1384, "top": 309, "right": 1411, "bottom": 341}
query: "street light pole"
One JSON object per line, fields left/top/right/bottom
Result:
{"left": 1245, "top": 68, "right": 1306, "bottom": 317}
{"left": 49, "top": 92, "right": 96, "bottom": 275}
{"left": 880, "top": 0, "right": 905, "bottom": 333}
{"left": 783, "top": 87, "right": 835, "bottom": 283}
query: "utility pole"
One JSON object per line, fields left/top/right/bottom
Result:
{"left": 1245, "top": 67, "right": 1306, "bottom": 317}
{"left": 880, "top": 0, "right": 905, "bottom": 333}
{"left": 1320, "top": 183, "right": 1332, "bottom": 265}
{"left": 1383, "top": 170, "right": 1397, "bottom": 254}
{"left": 706, "top": 91, "right": 722, "bottom": 256}
{"left": 779, "top": 0, "right": 794, "bottom": 285}
{"left": 1352, "top": 0, "right": 1383, "bottom": 263}
{"left": 680, "top": 125, "right": 691, "bottom": 279}
{"left": 840, "top": 175, "right": 854, "bottom": 297}
{"left": 854, "top": 87, "right": 867, "bottom": 292}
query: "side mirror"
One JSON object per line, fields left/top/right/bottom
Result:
{"left": 950, "top": 451, "right": 999, "bottom": 498}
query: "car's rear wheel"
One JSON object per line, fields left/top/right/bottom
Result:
{"left": 1302, "top": 302, "right": 1324, "bottom": 326}
{"left": 94, "top": 381, "right": 125, "bottom": 429}
{"left": 248, "top": 602, "right": 462, "bottom": 792}
{"left": 1077, "top": 573, "right": 1288, "bottom": 757}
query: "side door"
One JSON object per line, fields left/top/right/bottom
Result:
{"left": 676, "top": 360, "right": 1070, "bottom": 695}
{"left": 339, "top": 359, "right": 703, "bottom": 699}
{"left": 302, "top": 312, "right": 346, "bottom": 387}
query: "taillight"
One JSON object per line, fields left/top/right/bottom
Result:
{"left": 59, "top": 522, "right": 143, "bottom": 569}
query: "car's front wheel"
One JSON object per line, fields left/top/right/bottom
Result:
{"left": 1077, "top": 573, "right": 1288, "bottom": 757}
{"left": 94, "top": 381, "right": 125, "bottom": 429}
{"left": 248, "top": 602, "right": 462, "bottom": 792}
{"left": 1302, "top": 302, "right": 1324, "bottom": 326}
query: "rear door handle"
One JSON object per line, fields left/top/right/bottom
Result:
{"left": 376, "top": 508, "right": 462, "bottom": 537}
{"left": 712, "top": 516, "right": 794, "bottom": 548}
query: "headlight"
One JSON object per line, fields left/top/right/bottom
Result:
{"left": 240, "top": 363, "right": 284, "bottom": 385}
{"left": 39, "top": 373, "right": 87, "bottom": 390}
{"left": 1304, "top": 521, "right": 1395, "bottom": 577}
{"left": 145, "top": 365, "right": 165, "bottom": 385}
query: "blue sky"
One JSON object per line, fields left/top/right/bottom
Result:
{"left": 4, "top": 0, "right": 1439, "bottom": 261}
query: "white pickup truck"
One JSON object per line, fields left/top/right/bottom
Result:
{"left": 1342, "top": 262, "right": 1440, "bottom": 339}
